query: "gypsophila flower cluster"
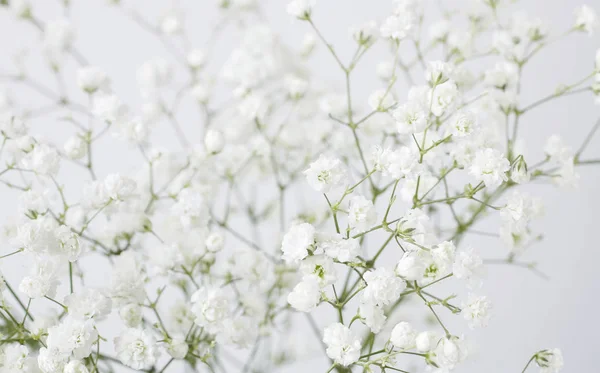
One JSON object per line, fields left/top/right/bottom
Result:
{"left": 0, "top": 0, "right": 597, "bottom": 372}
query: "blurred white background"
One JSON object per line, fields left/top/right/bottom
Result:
{"left": 0, "top": 0, "right": 599, "bottom": 372}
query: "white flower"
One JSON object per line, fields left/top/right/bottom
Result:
{"left": 167, "top": 337, "right": 189, "bottom": 359}
{"left": 64, "top": 135, "right": 87, "bottom": 160}
{"left": 187, "top": 49, "right": 206, "bottom": 69}
{"left": 103, "top": 174, "right": 137, "bottom": 201}
{"left": 64, "top": 288, "right": 112, "bottom": 320}
{"left": 171, "top": 188, "right": 209, "bottom": 228}
{"left": 22, "top": 144, "right": 60, "bottom": 175}
{"left": 137, "top": 59, "right": 172, "bottom": 97}
{"left": 461, "top": 294, "right": 492, "bottom": 328}
{"left": 160, "top": 10, "right": 182, "bottom": 35}
{"left": 204, "top": 129, "right": 225, "bottom": 154}
{"left": 38, "top": 347, "right": 69, "bottom": 373}
{"left": 318, "top": 234, "right": 361, "bottom": 263}
{"left": 390, "top": 321, "right": 416, "bottom": 350}
{"left": 19, "top": 258, "right": 59, "bottom": 299}
{"left": 114, "top": 328, "right": 158, "bottom": 370}
{"left": 386, "top": 147, "right": 420, "bottom": 179}
{"left": 190, "top": 286, "right": 230, "bottom": 332}
{"left": 284, "top": 75, "right": 308, "bottom": 98}
{"left": 368, "top": 89, "right": 395, "bottom": 111}
{"left": 0, "top": 115, "right": 28, "bottom": 138}
{"left": 535, "top": 348, "right": 564, "bottom": 373}
{"left": 64, "top": 360, "right": 90, "bottom": 373}
{"left": 348, "top": 195, "right": 377, "bottom": 233}
{"left": 426, "top": 61, "right": 453, "bottom": 85}
{"left": 322, "top": 323, "right": 361, "bottom": 366}
{"left": 484, "top": 62, "right": 518, "bottom": 89}
{"left": 54, "top": 225, "right": 82, "bottom": 262}
{"left": 191, "top": 83, "right": 210, "bottom": 103}
{"left": 351, "top": 20, "right": 378, "bottom": 46}
{"left": 218, "top": 316, "right": 258, "bottom": 348}
{"left": 469, "top": 148, "right": 510, "bottom": 188}
{"left": 205, "top": 231, "right": 225, "bottom": 253}
{"left": 304, "top": 154, "right": 348, "bottom": 193}
{"left": 119, "top": 304, "right": 143, "bottom": 328}
{"left": 431, "top": 241, "right": 456, "bottom": 275}
{"left": 287, "top": 274, "right": 321, "bottom": 312}
{"left": 380, "top": 12, "right": 416, "bottom": 40}
{"left": 10, "top": 0, "right": 31, "bottom": 18}
{"left": 395, "top": 251, "right": 427, "bottom": 281}
{"left": 393, "top": 101, "right": 427, "bottom": 134}
{"left": 287, "top": 0, "right": 315, "bottom": 20}
{"left": 92, "top": 94, "right": 127, "bottom": 123}
{"left": 544, "top": 135, "right": 572, "bottom": 163}
{"left": 1, "top": 343, "right": 36, "bottom": 372}
{"left": 415, "top": 331, "right": 439, "bottom": 352}
{"left": 44, "top": 19, "right": 75, "bottom": 51}
{"left": 77, "top": 66, "right": 109, "bottom": 93}
{"left": 429, "top": 19, "right": 451, "bottom": 41}
{"left": 453, "top": 247, "right": 484, "bottom": 287}
{"left": 46, "top": 316, "right": 98, "bottom": 359}
{"left": 300, "top": 255, "right": 337, "bottom": 287}
{"left": 430, "top": 80, "right": 459, "bottom": 117}
{"left": 361, "top": 267, "right": 405, "bottom": 307}
{"left": 434, "top": 336, "right": 468, "bottom": 370}
{"left": 281, "top": 222, "right": 315, "bottom": 264}
{"left": 449, "top": 110, "right": 477, "bottom": 137}
{"left": 359, "top": 303, "right": 386, "bottom": 333}
{"left": 574, "top": 5, "right": 598, "bottom": 35}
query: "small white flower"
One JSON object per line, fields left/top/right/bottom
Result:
{"left": 449, "top": 110, "right": 477, "bottom": 137}
{"left": 380, "top": 12, "right": 416, "bottom": 40}
{"left": 304, "top": 154, "right": 348, "bottom": 193}
{"left": 187, "top": 49, "right": 206, "bottom": 69}
{"left": 368, "top": 89, "right": 395, "bottom": 111}
{"left": 190, "top": 286, "right": 230, "bottom": 333}
{"left": 92, "top": 94, "right": 127, "bottom": 123}
{"left": 359, "top": 303, "right": 386, "bottom": 333}
{"left": 167, "top": 336, "right": 189, "bottom": 359}
{"left": 64, "top": 360, "right": 90, "bottom": 373}
{"left": 205, "top": 231, "right": 225, "bottom": 253}
{"left": 574, "top": 5, "right": 598, "bottom": 35}
{"left": 453, "top": 247, "right": 485, "bottom": 287}
{"left": 351, "top": 20, "right": 378, "bottom": 46}
{"left": 281, "top": 223, "right": 315, "bottom": 264}
{"left": 348, "top": 195, "right": 377, "bottom": 233}
{"left": 77, "top": 66, "right": 109, "bottom": 94}
{"left": 435, "top": 336, "right": 468, "bottom": 370}
{"left": 300, "top": 255, "right": 337, "bottom": 287}
{"left": 287, "top": 0, "right": 315, "bottom": 20}
{"left": 204, "top": 129, "right": 225, "bottom": 154}
{"left": 64, "top": 288, "right": 112, "bottom": 320}
{"left": 390, "top": 321, "right": 416, "bottom": 350}
{"left": 114, "top": 328, "right": 159, "bottom": 370}
{"left": 322, "top": 323, "right": 361, "bottom": 366}
{"left": 461, "top": 294, "right": 492, "bottom": 328}
{"left": 535, "top": 348, "right": 564, "bottom": 373}
{"left": 430, "top": 80, "right": 459, "bottom": 117}
{"left": 318, "top": 234, "right": 361, "bottom": 263}
{"left": 469, "top": 148, "right": 510, "bottom": 188}
{"left": 361, "top": 267, "right": 405, "bottom": 307}
{"left": 64, "top": 135, "right": 87, "bottom": 160}
{"left": 119, "top": 304, "right": 143, "bottom": 328}
{"left": 393, "top": 101, "right": 427, "bottom": 134}
{"left": 415, "top": 331, "right": 439, "bottom": 352}
{"left": 287, "top": 274, "right": 321, "bottom": 312}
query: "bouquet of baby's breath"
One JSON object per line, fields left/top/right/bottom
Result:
{"left": 0, "top": 0, "right": 598, "bottom": 372}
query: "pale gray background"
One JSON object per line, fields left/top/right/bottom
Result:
{"left": 0, "top": 0, "right": 599, "bottom": 372}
